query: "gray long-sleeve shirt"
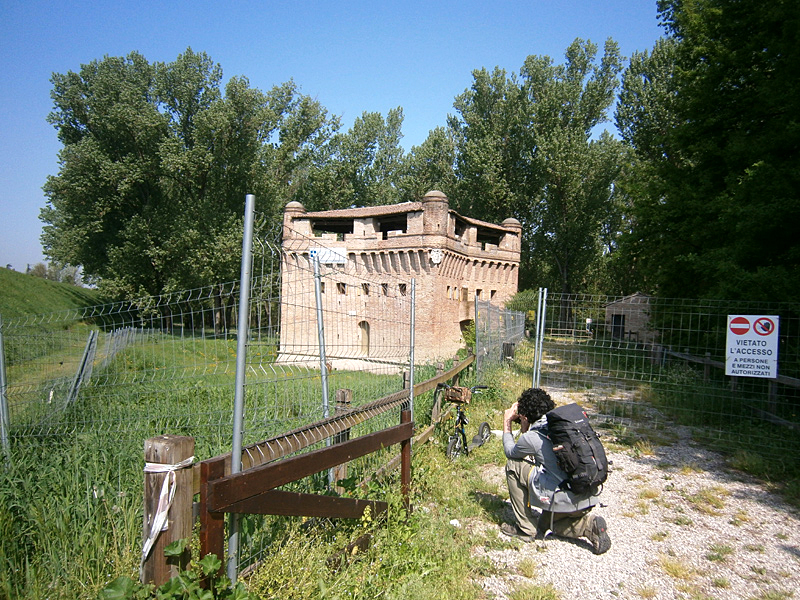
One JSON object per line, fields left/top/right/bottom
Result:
{"left": 503, "top": 418, "right": 600, "bottom": 512}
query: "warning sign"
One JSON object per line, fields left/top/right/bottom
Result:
{"left": 725, "top": 315, "right": 779, "bottom": 378}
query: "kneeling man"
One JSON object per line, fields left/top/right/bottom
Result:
{"left": 501, "top": 388, "right": 610, "bottom": 554}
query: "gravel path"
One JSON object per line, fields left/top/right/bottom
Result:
{"left": 466, "top": 399, "right": 800, "bottom": 599}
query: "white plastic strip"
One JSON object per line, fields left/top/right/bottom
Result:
{"left": 140, "top": 456, "right": 195, "bottom": 568}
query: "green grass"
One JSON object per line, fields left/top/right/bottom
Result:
{"left": 535, "top": 333, "right": 800, "bottom": 508}
{"left": 0, "top": 336, "right": 510, "bottom": 600}
{"left": 0, "top": 432, "right": 143, "bottom": 598}
{"left": 247, "top": 454, "right": 491, "bottom": 600}
{"left": 0, "top": 267, "right": 103, "bottom": 319}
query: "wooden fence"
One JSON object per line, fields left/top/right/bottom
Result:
{"left": 141, "top": 356, "right": 474, "bottom": 585}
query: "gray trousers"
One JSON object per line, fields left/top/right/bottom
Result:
{"left": 505, "top": 457, "right": 593, "bottom": 539}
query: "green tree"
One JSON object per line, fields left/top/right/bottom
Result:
{"left": 449, "top": 39, "right": 625, "bottom": 294}
{"left": 297, "top": 108, "right": 405, "bottom": 211}
{"left": 449, "top": 65, "right": 530, "bottom": 224}
{"left": 621, "top": 1, "right": 800, "bottom": 300}
{"left": 613, "top": 38, "right": 681, "bottom": 295}
{"left": 41, "top": 49, "right": 338, "bottom": 297}
{"left": 397, "top": 126, "right": 457, "bottom": 201}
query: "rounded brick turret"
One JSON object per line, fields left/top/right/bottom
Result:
{"left": 421, "top": 190, "right": 449, "bottom": 235}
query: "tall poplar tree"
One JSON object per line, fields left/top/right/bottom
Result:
{"left": 449, "top": 39, "right": 625, "bottom": 293}
{"left": 619, "top": 1, "right": 800, "bottom": 300}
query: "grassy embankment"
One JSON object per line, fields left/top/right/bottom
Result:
{"left": 0, "top": 267, "right": 103, "bottom": 318}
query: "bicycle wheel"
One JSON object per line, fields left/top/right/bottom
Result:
{"left": 478, "top": 422, "right": 491, "bottom": 443}
{"left": 446, "top": 435, "right": 464, "bottom": 459}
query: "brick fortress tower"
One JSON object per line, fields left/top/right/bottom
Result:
{"left": 280, "top": 191, "right": 521, "bottom": 366}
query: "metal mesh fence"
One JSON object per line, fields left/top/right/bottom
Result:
{"left": 475, "top": 299, "right": 526, "bottom": 375}
{"left": 1, "top": 221, "right": 523, "bottom": 581}
{"left": 535, "top": 293, "right": 800, "bottom": 464}
{"left": 0, "top": 232, "right": 419, "bottom": 447}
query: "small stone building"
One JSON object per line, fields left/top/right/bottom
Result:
{"left": 280, "top": 191, "right": 522, "bottom": 365}
{"left": 604, "top": 292, "right": 656, "bottom": 343}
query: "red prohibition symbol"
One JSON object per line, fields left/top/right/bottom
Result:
{"left": 753, "top": 317, "right": 775, "bottom": 336}
{"left": 729, "top": 316, "right": 750, "bottom": 335}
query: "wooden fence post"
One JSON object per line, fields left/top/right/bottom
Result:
{"left": 141, "top": 435, "right": 195, "bottom": 586}
{"left": 332, "top": 389, "right": 353, "bottom": 493}
{"left": 768, "top": 380, "right": 778, "bottom": 414}
{"left": 400, "top": 410, "right": 412, "bottom": 512}
{"left": 199, "top": 458, "right": 226, "bottom": 583}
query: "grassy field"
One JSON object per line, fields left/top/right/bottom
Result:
{"left": 0, "top": 271, "right": 457, "bottom": 599}
{"left": 2, "top": 327, "right": 798, "bottom": 598}
{"left": 0, "top": 267, "right": 103, "bottom": 319}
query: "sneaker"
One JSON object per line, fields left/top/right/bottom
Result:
{"left": 586, "top": 516, "right": 611, "bottom": 555}
{"left": 500, "top": 521, "right": 535, "bottom": 542}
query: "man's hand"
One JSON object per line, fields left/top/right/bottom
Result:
{"left": 503, "top": 402, "right": 520, "bottom": 433}
{"left": 503, "top": 401, "right": 529, "bottom": 434}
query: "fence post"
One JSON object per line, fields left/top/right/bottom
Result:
{"left": 768, "top": 380, "right": 778, "bottom": 414}
{"left": 408, "top": 278, "right": 416, "bottom": 422}
{"left": 474, "top": 294, "right": 481, "bottom": 376}
{"left": 0, "top": 314, "right": 10, "bottom": 462}
{"left": 331, "top": 389, "right": 353, "bottom": 493}
{"left": 141, "top": 435, "right": 195, "bottom": 586}
{"left": 199, "top": 459, "right": 226, "bottom": 574}
{"left": 533, "top": 288, "right": 547, "bottom": 388}
{"left": 228, "top": 193, "right": 256, "bottom": 582}
{"left": 400, "top": 409, "right": 412, "bottom": 512}
{"left": 199, "top": 458, "right": 226, "bottom": 582}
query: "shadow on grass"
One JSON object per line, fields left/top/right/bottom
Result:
{"left": 471, "top": 490, "right": 509, "bottom": 523}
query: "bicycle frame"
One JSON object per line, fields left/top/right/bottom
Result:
{"left": 435, "top": 383, "right": 490, "bottom": 459}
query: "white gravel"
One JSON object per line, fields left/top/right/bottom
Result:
{"left": 469, "top": 427, "right": 800, "bottom": 600}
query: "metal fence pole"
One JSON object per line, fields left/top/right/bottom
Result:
{"left": 533, "top": 288, "right": 547, "bottom": 388}
{"left": 228, "top": 193, "right": 256, "bottom": 582}
{"left": 474, "top": 294, "right": 481, "bottom": 378}
{"left": 0, "top": 314, "right": 10, "bottom": 462}
{"left": 312, "top": 254, "right": 330, "bottom": 421}
{"left": 66, "top": 330, "right": 97, "bottom": 408}
{"left": 408, "top": 279, "right": 416, "bottom": 424}
{"left": 312, "top": 252, "right": 336, "bottom": 488}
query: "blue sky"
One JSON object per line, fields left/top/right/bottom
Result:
{"left": 0, "top": 0, "right": 664, "bottom": 272}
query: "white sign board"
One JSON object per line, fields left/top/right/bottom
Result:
{"left": 309, "top": 247, "right": 347, "bottom": 265}
{"left": 725, "top": 315, "right": 779, "bottom": 378}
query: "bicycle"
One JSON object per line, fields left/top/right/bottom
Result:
{"left": 434, "top": 383, "right": 492, "bottom": 459}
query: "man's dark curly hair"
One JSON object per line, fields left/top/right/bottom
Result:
{"left": 516, "top": 388, "right": 555, "bottom": 421}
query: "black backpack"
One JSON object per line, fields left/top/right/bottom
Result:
{"left": 546, "top": 403, "right": 608, "bottom": 495}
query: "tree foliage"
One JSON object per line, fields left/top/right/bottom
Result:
{"left": 397, "top": 127, "right": 457, "bottom": 203}
{"left": 295, "top": 108, "right": 406, "bottom": 211}
{"left": 618, "top": 0, "right": 800, "bottom": 300}
{"left": 449, "top": 39, "right": 625, "bottom": 293}
{"left": 44, "top": 13, "right": 800, "bottom": 304}
{"left": 41, "top": 49, "right": 338, "bottom": 297}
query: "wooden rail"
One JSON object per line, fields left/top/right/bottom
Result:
{"left": 189, "top": 355, "right": 474, "bottom": 494}
{"left": 663, "top": 348, "right": 800, "bottom": 432}
{"left": 664, "top": 348, "right": 800, "bottom": 388}
{"left": 198, "top": 411, "right": 413, "bottom": 577}
{"left": 143, "top": 355, "right": 475, "bottom": 586}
